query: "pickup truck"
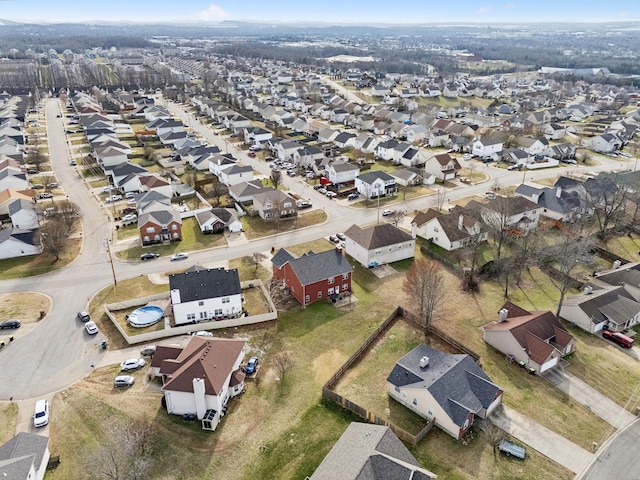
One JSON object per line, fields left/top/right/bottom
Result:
{"left": 498, "top": 439, "right": 526, "bottom": 460}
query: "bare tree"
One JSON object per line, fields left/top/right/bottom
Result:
{"left": 26, "top": 148, "right": 45, "bottom": 172}
{"left": 431, "top": 187, "right": 447, "bottom": 212}
{"left": 270, "top": 168, "right": 282, "bottom": 190}
{"left": 40, "top": 216, "right": 69, "bottom": 261}
{"left": 582, "top": 176, "right": 628, "bottom": 239}
{"left": 482, "top": 195, "right": 515, "bottom": 260}
{"left": 511, "top": 229, "right": 544, "bottom": 286}
{"left": 478, "top": 418, "right": 503, "bottom": 460}
{"left": 57, "top": 199, "right": 81, "bottom": 230}
{"left": 543, "top": 230, "right": 595, "bottom": 317}
{"left": 273, "top": 351, "right": 294, "bottom": 383}
{"left": 265, "top": 278, "right": 291, "bottom": 312}
{"left": 244, "top": 252, "right": 267, "bottom": 273}
{"left": 402, "top": 259, "right": 448, "bottom": 333}
{"left": 208, "top": 178, "right": 228, "bottom": 207}
{"left": 388, "top": 209, "right": 406, "bottom": 226}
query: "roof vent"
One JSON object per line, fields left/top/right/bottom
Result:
{"left": 583, "top": 285, "right": 593, "bottom": 295}
{"left": 419, "top": 356, "right": 429, "bottom": 368}
{"left": 498, "top": 308, "right": 509, "bottom": 322}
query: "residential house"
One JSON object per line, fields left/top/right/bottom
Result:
{"left": 195, "top": 208, "right": 242, "bottom": 234}
{"left": 344, "top": 223, "right": 414, "bottom": 268}
{"left": 243, "top": 126, "right": 272, "bottom": 147}
{"left": 309, "top": 422, "right": 436, "bottom": 480}
{"left": 482, "top": 302, "right": 576, "bottom": 374}
{"left": 354, "top": 133, "right": 378, "bottom": 153}
{"left": 425, "top": 129, "right": 450, "bottom": 148}
{"left": 325, "top": 160, "right": 360, "bottom": 185}
{"left": 0, "top": 228, "right": 40, "bottom": 259}
{"left": 518, "top": 136, "right": 550, "bottom": 156}
{"left": 0, "top": 189, "right": 33, "bottom": 216}
{"left": 277, "top": 140, "right": 303, "bottom": 161}
{"left": 424, "top": 153, "right": 461, "bottom": 181}
{"left": 587, "top": 133, "right": 622, "bottom": 153}
{"left": 217, "top": 164, "right": 254, "bottom": 187}
{"left": 375, "top": 139, "right": 399, "bottom": 160}
{"left": 155, "top": 336, "right": 246, "bottom": 431}
{"left": 333, "top": 132, "right": 357, "bottom": 149}
{"left": 354, "top": 171, "right": 396, "bottom": 198}
{"left": 138, "top": 208, "right": 182, "bottom": 245}
{"left": 228, "top": 180, "right": 270, "bottom": 203}
{"left": 470, "top": 196, "right": 542, "bottom": 234}
{"left": 252, "top": 189, "right": 297, "bottom": 221}
{"left": 292, "top": 145, "right": 324, "bottom": 168}
{"left": 542, "top": 123, "right": 567, "bottom": 140}
{"left": 9, "top": 199, "right": 38, "bottom": 230}
{"left": 139, "top": 174, "right": 173, "bottom": 198}
{"left": 391, "top": 167, "right": 424, "bottom": 186}
{"left": 169, "top": 267, "right": 243, "bottom": 325}
{"left": 0, "top": 432, "right": 50, "bottom": 480}
{"left": 404, "top": 124, "right": 428, "bottom": 143}
{"left": 387, "top": 344, "right": 502, "bottom": 440}
{"left": 411, "top": 208, "right": 489, "bottom": 251}
{"left": 271, "top": 248, "right": 353, "bottom": 307}
{"left": 318, "top": 127, "right": 340, "bottom": 144}
{"left": 471, "top": 136, "right": 503, "bottom": 159}
{"left": 514, "top": 183, "right": 588, "bottom": 222}
{"left": 0, "top": 169, "right": 28, "bottom": 191}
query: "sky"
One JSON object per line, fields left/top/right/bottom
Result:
{"left": 1, "top": 0, "right": 640, "bottom": 24}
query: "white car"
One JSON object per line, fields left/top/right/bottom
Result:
{"left": 101, "top": 186, "right": 112, "bottom": 193}
{"left": 33, "top": 399, "right": 50, "bottom": 428}
{"left": 193, "top": 331, "right": 213, "bottom": 337}
{"left": 114, "top": 375, "right": 135, "bottom": 387}
{"left": 170, "top": 252, "right": 189, "bottom": 261}
{"left": 121, "top": 214, "right": 137, "bottom": 222}
{"left": 105, "top": 195, "right": 122, "bottom": 203}
{"left": 120, "top": 358, "right": 146, "bottom": 371}
{"left": 382, "top": 209, "right": 394, "bottom": 216}
{"left": 85, "top": 321, "right": 99, "bottom": 335}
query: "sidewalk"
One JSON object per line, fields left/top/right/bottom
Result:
{"left": 491, "top": 404, "right": 593, "bottom": 474}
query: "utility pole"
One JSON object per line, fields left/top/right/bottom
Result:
{"left": 104, "top": 236, "right": 117, "bottom": 287}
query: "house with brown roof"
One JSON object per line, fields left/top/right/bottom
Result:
{"left": 423, "top": 153, "right": 461, "bottom": 181}
{"left": 482, "top": 302, "right": 576, "bottom": 374}
{"left": 344, "top": 223, "right": 415, "bottom": 268}
{"left": 152, "top": 336, "right": 246, "bottom": 431}
{"left": 411, "top": 207, "right": 489, "bottom": 251}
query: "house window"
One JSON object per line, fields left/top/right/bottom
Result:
{"left": 317, "top": 291, "right": 323, "bottom": 298}
{"left": 172, "top": 224, "right": 178, "bottom": 231}
{"left": 328, "top": 277, "right": 334, "bottom": 285}
{"left": 402, "top": 391, "right": 407, "bottom": 400}
{"left": 305, "top": 295, "right": 310, "bottom": 303}
{"left": 222, "top": 297, "right": 230, "bottom": 304}
{"left": 214, "top": 309, "right": 222, "bottom": 316}
{"left": 328, "top": 287, "right": 334, "bottom": 295}
{"left": 265, "top": 202, "right": 272, "bottom": 209}
{"left": 434, "top": 227, "right": 439, "bottom": 232}
{"left": 343, "top": 283, "right": 348, "bottom": 291}
{"left": 146, "top": 227, "right": 155, "bottom": 233}
{"left": 395, "top": 386, "right": 400, "bottom": 393}
{"left": 342, "top": 273, "right": 349, "bottom": 280}
{"left": 284, "top": 202, "right": 292, "bottom": 208}
{"left": 187, "top": 313, "right": 196, "bottom": 321}
{"left": 198, "top": 301, "right": 204, "bottom": 306}
{"left": 413, "top": 398, "right": 418, "bottom": 406}
{"left": 199, "top": 312, "right": 207, "bottom": 319}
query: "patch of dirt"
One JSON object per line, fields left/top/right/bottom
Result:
{"left": 313, "top": 348, "right": 348, "bottom": 385}
{"left": 0, "top": 292, "right": 51, "bottom": 323}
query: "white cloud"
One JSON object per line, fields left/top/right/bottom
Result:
{"left": 192, "top": 4, "right": 230, "bottom": 23}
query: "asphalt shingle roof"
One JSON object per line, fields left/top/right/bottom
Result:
{"left": 345, "top": 223, "right": 412, "bottom": 250}
{"left": 169, "top": 267, "right": 241, "bottom": 303}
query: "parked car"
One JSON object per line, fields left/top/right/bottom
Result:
{"left": 105, "top": 195, "right": 122, "bottom": 203}
{"left": 122, "top": 207, "right": 137, "bottom": 215}
{"left": 140, "top": 253, "right": 160, "bottom": 261}
{"left": 27, "top": 169, "right": 39, "bottom": 174}
{"left": 336, "top": 233, "right": 346, "bottom": 241}
{"left": 33, "top": 399, "right": 50, "bottom": 428}
{"left": 114, "top": 375, "right": 135, "bottom": 387}
{"left": 313, "top": 184, "right": 324, "bottom": 190}
{"left": 325, "top": 191, "right": 337, "bottom": 198}
{"left": 101, "top": 186, "right": 112, "bottom": 193}
{"left": 77, "top": 311, "right": 91, "bottom": 322}
{"left": 121, "top": 214, "right": 137, "bottom": 222}
{"left": 37, "top": 192, "right": 53, "bottom": 199}
{"left": 0, "top": 319, "right": 21, "bottom": 329}
{"left": 140, "top": 345, "right": 157, "bottom": 356}
{"left": 31, "top": 184, "right": 44, "bottom": 190}
{"left": 192, "top": 331, "right": 213, "bottom": 337}
{"left": 127, "top": 198, "right": 137, "bottom": 205}
{"left": 347, "top": 193, "right": 360, "bottom": 200}
{"left": 318, "top": 188, "right": 327, "bottom": 195}
{"left": 561, "top": 158, "right": 578, "bottom": 165}
{"left": 265, "top": 156, "right": 274, "bottom": 162}
{"left": 463, "top": 153, "right": 472, "bottom": 160}
{"left": 70, "top": 160, "right": 77, "bottom": 166}
{"left": 382, "top": 209, "right": 394, "bottom": 216}
{"left": 85, "top": 321, "right": 99, "bottom": 335}
{"left": 170, "top": 252, "right": 189, "bottom": 261}
{"left": 329, "top": 234, "right": 339, "bottom": 243}
{"left": 245, "top": 356, "right": 259, "bottom": 375}
{"left": 602, "top": 328, "right": 634, "bottom": 348}
{"left": 507, "top": 164, "right": 522, "bottom": 171}
{"left": 287, "top": 170, "right": 296, "bottom": 176}
{"left": 125, "top": 192, "right": 135, "bottom": 199}
{"left": 248, "top": 151, "right": 256, "bottom": 157}
{"left": 120, "top": 358, "right": 146, "bottom": 371}
{"left": 46, "top": 182, "right": 59, "bottom": 189}
{"left": 296, "top": 201, "right": 312, "bottom": 209}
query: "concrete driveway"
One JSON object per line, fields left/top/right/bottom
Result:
{"left": 543, "top": 368, "right": 637, "bottom": 429}
{"left": 491, "top": 404, "right": 593, "bottom": 474}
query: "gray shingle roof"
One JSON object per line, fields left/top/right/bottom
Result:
{"left": 271, "top": 248, "right": 296, "bottom": 269}
{"left": 387, "top": 345, "right": 500, "bottom": 428}
{"left": 286, "top": 248, "right": 352, "bottom": 285}
{"left": 0, "top": 432, "right": 49, "bottom": 479}
{"left": 310, "top": 422, "right": 435, "bottom": 480}
{"left": 356, "top": 170, "right": 395, "bottom": 185}
{"left": 345, "top": 223, "right": 412, "bottom": 250}
{"left": 169, "top": 268, "right": 241, "bottom": 303}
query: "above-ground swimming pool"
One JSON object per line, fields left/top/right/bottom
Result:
{"left": 128, "top": 305, "right": 164, "bottom": 328}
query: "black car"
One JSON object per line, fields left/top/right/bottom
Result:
{"left": 0, "top": 319, "right": 21, "bottom": 329}
{"left": 140, "top": 252, "right": 160, "bottom": 261}
{"left": 77, "top": 311, "right": 90, "bottom": 322}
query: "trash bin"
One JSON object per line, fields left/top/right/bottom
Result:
{"left": 101, "top": 340, "right": 107, "bottom": 350}
{"left": 8, "top": 336, "right": 13, "bottom": 342}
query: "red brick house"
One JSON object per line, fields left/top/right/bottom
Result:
{"left": 138, "top": 208, "right": 182, "bottom": 245}
{"left": 271, "top": 248, "right": 353, "bottom": 307}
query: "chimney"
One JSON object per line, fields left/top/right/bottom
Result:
{"left": 419, "top": 356, "right": 430, "bottom": 368}
{"left": 498, "top": 308, "right": 509, "bottom": 322}
{"left": 556, "top": 186, "right": 562, "bottom": 199}
{"left": 458, "top": 215, "right": 464, "bottom": 230}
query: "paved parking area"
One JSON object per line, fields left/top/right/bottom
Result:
{"left": 370, "top": 264, "right": 397, "bottom": 278}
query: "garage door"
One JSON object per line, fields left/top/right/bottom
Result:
{"left": 540, "top": 357, "right": 559, "bottom": 373}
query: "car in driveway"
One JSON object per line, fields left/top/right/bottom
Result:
{"left": 33, "top": 399, "right": 49, "bottom": 427}
{"left": 347, "top": 193, "right": 359, "bottom": 200}
{"left": 192, "top": 331, "right": 213, "bottom": 337}
{"left": 121, "top": 214, "right": 137, "bottom": 222}
{"left": 37, "top": 192, "right": 53, "bottom": 200}
{"left": 140, "top": 252, "right": 160, "bottom": 261}
{"left": 325, "top": 191, "right": 337, "bottom": 198}
{"left": 77, "top": 311, "right": 91, "bottom": 322}
{"left": 382, "top": 209, "right": 394, "bottom": 216}
{"left": 602, "top": 328, "right": 634, "bottom": 348}
{"left": 105, "top": 195, "right": 122, "bottom": 203}
{"left": 0, "top": 319, "right": 21, "bottom": 329}
{"left": 85, "top": 321, "right": 99, "bottom": 335}
{"left": 336, "top": 233, "right": 346, "bottom": 241}
{"left": 244, "top": 356, "right": 259, "bottom": 375}
{"left": 170, "top": 252, "right": 189, "bottom": 261}
{"left": 114, "top": 375, "right": 135, "bottom": 387}
{"left": 120, "top": 358, "right": 146, "bottom": 371}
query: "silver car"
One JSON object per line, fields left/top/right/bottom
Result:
{"left": 120, "top": 358, "right": 146, "bottom": 371}
{"left": 114, "top": 375, "right": 135, "bottom": 387}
